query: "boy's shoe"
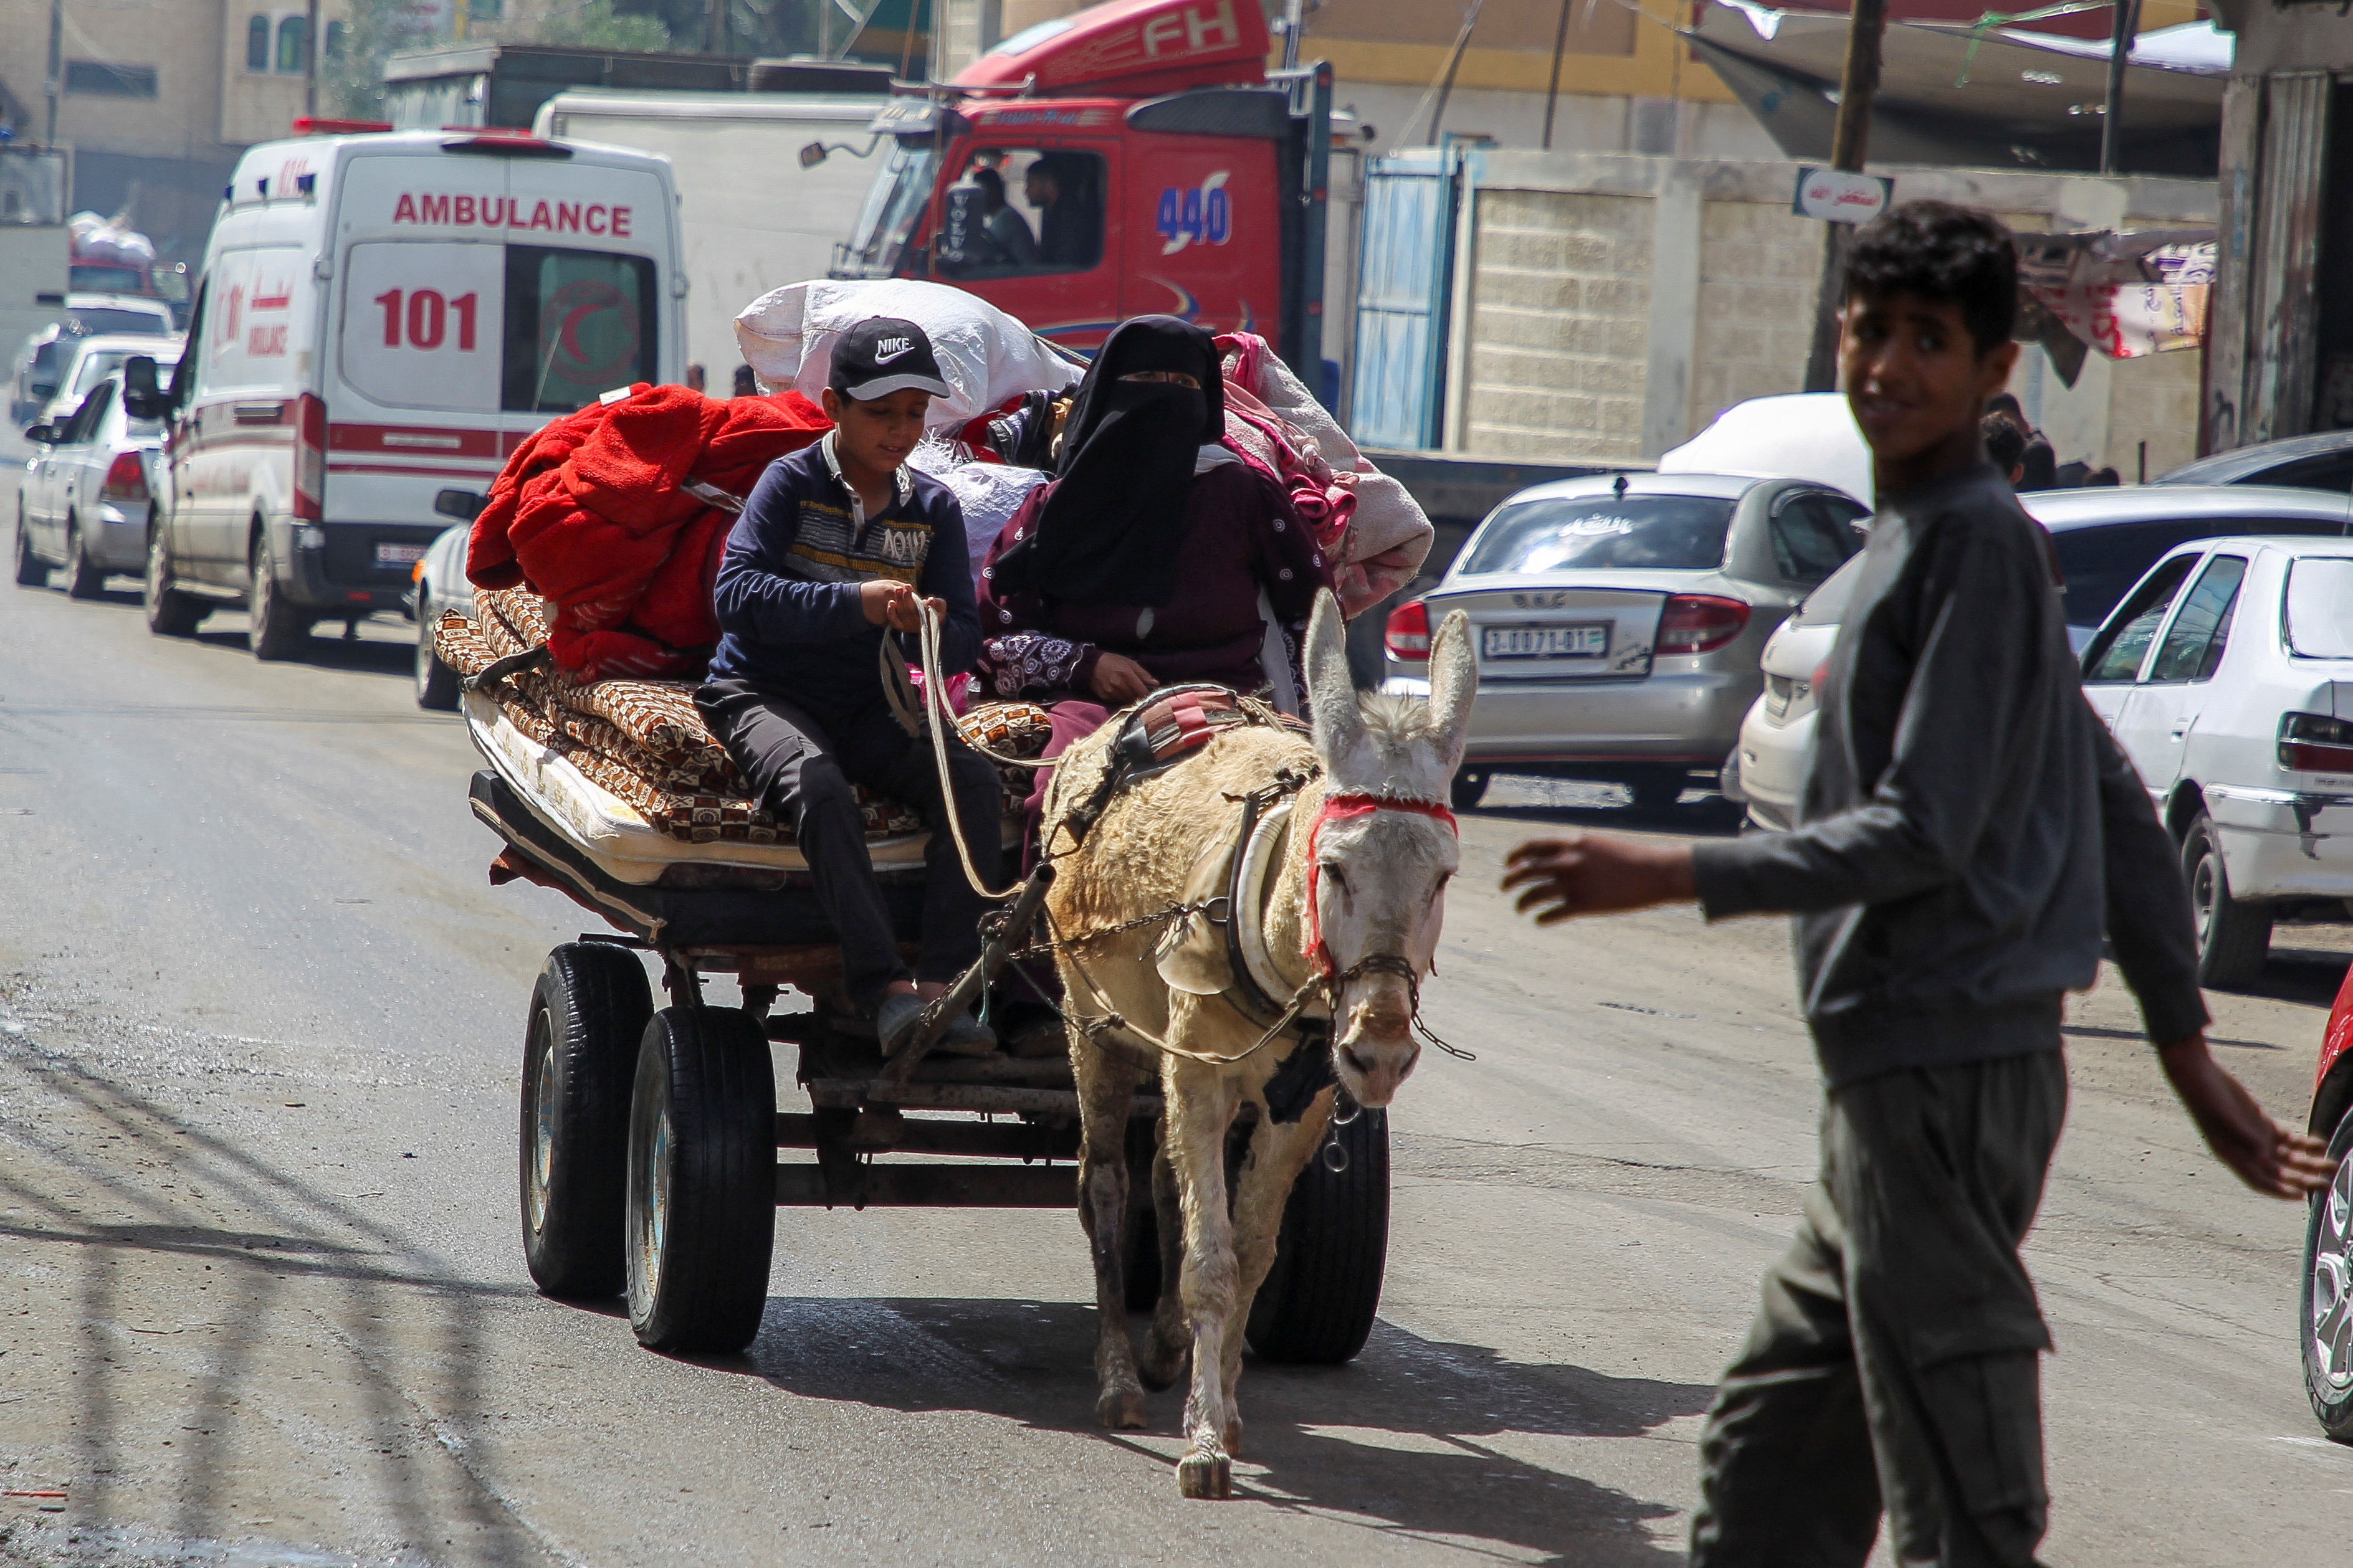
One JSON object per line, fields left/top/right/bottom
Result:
{"left": 877, "top": 992, "right": 998, "bottom": 1058}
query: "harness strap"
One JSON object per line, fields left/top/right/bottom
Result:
{"left": 1302, "top": 792, "right": 1459, "bottom": 976}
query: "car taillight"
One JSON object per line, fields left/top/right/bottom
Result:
{"left": 2279, "top": 711, "right": 2353, "bottom": 772}
{"left": 1658, "top": 594, "right": 1750, "bottom": 655}
{"left": 100, "top": 451, "right": 147, "bottom": 502}
{"left": 1385, "top": 598, "right": 1431, "bottom": 659}
{"left": 294, "top": 392, "right": 325, "bottom": 522}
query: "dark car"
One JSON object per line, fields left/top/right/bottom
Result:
{"left": 2154, "top": 430, "right": 2353, "bottom": 495}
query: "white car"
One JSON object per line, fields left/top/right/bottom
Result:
{"left": 14, "top": 357, "right": 177, "bottom": 597}
{"left": 2083, "top": 535, "right": 2353, "bottom": 986}
{"left": 10, "top": 294, "right": 176, "bottom": 425}
{"left": 29, "top": 331, "right": 184, "bottom": 429}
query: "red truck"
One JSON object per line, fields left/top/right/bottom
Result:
{"left": 823, "top": 0, "right": 1332, "bottom": 379}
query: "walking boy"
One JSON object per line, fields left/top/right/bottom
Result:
{"left": 1500, "top": 202, "right": 2334, "bottom": 1566}
{"left": 698, "top": 318, "right": 1003, "bottom": 1055}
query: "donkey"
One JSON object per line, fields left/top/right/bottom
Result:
{"left": 1038, "top": 589, "right": 1474, "bottom": 1499}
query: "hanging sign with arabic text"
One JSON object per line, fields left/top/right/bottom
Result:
{"left": 1791, "top": 168, "right": 1893, "bottom": 224}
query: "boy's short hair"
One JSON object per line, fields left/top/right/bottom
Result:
{"left": 1845, "top": 200, "right": 2018, "bottom": 355}
{"left": 1982, "top": 414, "right": 2026, "bottom": 475}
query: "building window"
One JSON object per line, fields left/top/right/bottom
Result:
{"left": 276, "top": 15, "right": 310, "bottom": 73}
{"left": 247, "top": 14, "right": 270, "bottom": 71}
{"left": 323, "top": 19, "right": 346, "bottom": 62}
{"left": 63, "top": 60, "right": 159, "bottom": 97}
{"left": 469, "top": 0, "right": 506, "bottom": 21}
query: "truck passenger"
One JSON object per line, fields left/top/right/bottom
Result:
{"left": 971, "top": 168, "right": 1038, "bottom": 271}
{"left": 697, "top": 318, "right": 1003, "bottom": 1058}
{"left": 975, "top": 315, "right": 1329, "bottom": 851}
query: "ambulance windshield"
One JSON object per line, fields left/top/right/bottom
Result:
{"left": 837, "top": 141, "right": 938, "bottom": 280}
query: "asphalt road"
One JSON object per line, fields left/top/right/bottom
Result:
{"left": 4, "top": 535, "right": 2352, "bottom": 1566}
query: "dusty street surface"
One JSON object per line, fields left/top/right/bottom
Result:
{"left": 2, "top": 549, "right": 2351, "bottom": 1566}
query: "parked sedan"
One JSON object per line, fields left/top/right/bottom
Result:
{"left": 26, "top": 331, "right": 183, "bottom": 430}
{"left": 2083, "top": 534, "right": 2353, "bottom": 986}
{"left": 1732, "top": 483, "right": 2353, "bottom": 832}
{"left": 406, "top": 520, "right": 475, "bottom": 711}
{"left": 9, "top": 295, "right": 176, "bottom": 425}
{"left": 14, "top": 362, "right": 174, "bottom": 598}
{"left": 1381, "top": 472, "right": 1868, "bottom": 809}
{"left": 2155, "top": 430, "right": 2353, "bottom": 494}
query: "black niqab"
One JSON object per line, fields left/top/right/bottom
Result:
{"left": 990, "top": 315, "right": 1223, "bottom": 607}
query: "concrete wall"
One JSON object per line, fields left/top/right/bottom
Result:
{"left": 1441, "top": 151, "right": 2218, "bottom": 478}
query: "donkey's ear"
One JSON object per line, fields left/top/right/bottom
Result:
{"left": 1304, "top": 589, "right": 1365, "bottom": 763}
{"left": 1426, "top": 608, "right": 1476, "bottom": 772}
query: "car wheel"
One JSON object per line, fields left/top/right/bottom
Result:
{"left": 416, "top": 599, "right": 462, "bottom": 710}
{"left": 144, "top": 523, "right": 207, "bottom": 637}
{"left": 62, "top": 515, "right": 104, "bottom": 599}
{"left": 248, "top": 527, "right": 309, "bottom": 661}
{"left": 1448, "top": 768, "right": 1489, "bottom": 811}
{"left": 2303, "top": 1102, "right": 2353, "bottom": 1442}
{"left": 13, "top": 505, "right": 45, "bottom": 587}
{"left": 1630, "top": 771, "right": 1687, "bottom": 812}
{"left": 2183, "top": 813, "right": 2271, "bottom": 989}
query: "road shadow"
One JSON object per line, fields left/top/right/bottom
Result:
{"left": 1466, "top": 790, "right": 1744, "bottom": 840}
{"left": 692, "top": 1294, "right": 1703, "bottom": 1564}
{"left": 181, "top": 615, "right": 419, "bottom": 681}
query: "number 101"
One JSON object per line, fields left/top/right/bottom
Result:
{"left": 375, "top": 288, "right": 479, "bottom": 351}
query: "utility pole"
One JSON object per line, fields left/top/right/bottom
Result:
{"left": 2099, "top": 0, "right": 2140, "bottom": 173}
{"left": 1800, "top": 0, "right": 1888, "bottom": 392}
{"left": 305, "top": 0, "right": 320, "bottom": 116}
{"left": 44, "top": 0, "right": 62, "bottom": 145}
{"left": 1541, "top": 0, "right": 1573, "bottom": 150}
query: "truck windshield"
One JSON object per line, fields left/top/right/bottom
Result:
{"left": 839, "top": 141, "right": 938, "bottom": 278}
{"left": 0, "top": 148, "right": 65, "bottom": 226}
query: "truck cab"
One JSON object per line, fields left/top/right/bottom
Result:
{"left": 831, "top": 0, "right": 1328, "bottom": 374}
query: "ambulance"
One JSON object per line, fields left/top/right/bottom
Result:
{"left": 148, "top": 123, "right": 684, "bottom": 658}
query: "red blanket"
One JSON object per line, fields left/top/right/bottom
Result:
{"left": 467, "top": 384, "right": 831, "bottom": 680}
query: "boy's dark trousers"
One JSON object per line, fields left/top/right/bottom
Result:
{"left": 697, "top": 677, "right": 1003, "bottom": 1011}
{"left": 1691, "top": 1047, "right": 2067, "bottom": 1568}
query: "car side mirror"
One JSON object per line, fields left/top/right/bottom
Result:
{"left": 122, "top": 354, "right": 166, "bottom": 420}
{"left": 434, "top": 487, "right": 487, "bottom": 521}
{"left": 23, "top": 423, "right": 56, "bottom": 445}
{"left": 799, "top": 140, "right": 829, "bottom": 169}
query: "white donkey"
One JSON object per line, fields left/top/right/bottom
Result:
{"left": 1039, "top": 590, "right": 1474, "bottom": 1498}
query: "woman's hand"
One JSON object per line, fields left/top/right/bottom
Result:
{"left": 1090, "top": 651, "right": 1155, "bottom": 705}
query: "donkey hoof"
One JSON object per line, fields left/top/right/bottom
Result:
{"left": 1096, "top": 1387, "right": 1147, "bottom": 1430}
{"left": 1177, "top": 1447, "right": 1233, "bottom": 1500}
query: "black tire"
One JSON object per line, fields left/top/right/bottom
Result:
{"left": 13, "top": 508, "right": 45, "bottom": 587}
{"left": 416, "top": 605, "right": 461, "bottom": 710}
{"left": 1629, "top": 771, "right": 1686, "bottom": 812}
{"left": 2183, "top": 814, "right": 2271, "bottom": 989}
{"left": 143, "top": 522, "right": 206, "bottom": 637}
{"left": 519, "top": 943, "right": 654, "bottom": 1299}
{"left": 62, "top": 515, "right": 104, "bottom": 599}
{"left": 249, "top": 526, "right": 308, "bottom": 661}
{"left": 1448, "top": 768, "right": 1489, "bottom": 811}
{"left": 2302, "top": 1102, "right": 2353, "bottom": 1442}
{"left": 1245, "top": 1106, "right": 1389, "bottom": 1364}
{"left": 1120, "top": 1114, "right": 1162, "bottom": 1313}
{"left": 627, "top": 1005, "right": 777, "bottom": 1354}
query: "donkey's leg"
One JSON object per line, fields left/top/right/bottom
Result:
{"left": 1167, "top": 1060, "right": 1244, "bottom": 1499}
{"left": 1072, "top": 1025, "right": 1148, "bottom": 1430}
{"left": 1138, "top": 1136, "right": 1188, "bottom": 1390}
{"left": 1218, "top": 1096, "right": 1334, "bottom": 1458}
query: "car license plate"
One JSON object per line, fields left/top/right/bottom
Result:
{"left": 376, "top": 543, "right": 428, "bottom": 567}
{"left": 1482, "top": 622, "right": 1608, "bottom": 660}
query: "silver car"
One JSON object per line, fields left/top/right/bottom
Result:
{"left": 14, "top": 360, "right": 176, "bottom": 597}
{"left": 1380, "top": 472, "right": 1867, "bottom": 810}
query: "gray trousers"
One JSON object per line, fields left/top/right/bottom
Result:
{"left": 1692, "top": 1048, "right": 2068, "bottom": 1568}
{"left": 697, "top": 678, "right": 1001, "bottom": 1011}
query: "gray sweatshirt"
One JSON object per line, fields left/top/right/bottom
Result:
{"left": 1691, "top": 462, "right": 2208, "bottom": 1088}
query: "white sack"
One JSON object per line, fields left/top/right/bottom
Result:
{"left": 1659, "top": 392, "right": 1873, "bottom": 509}
{"left": 909, "top": 438, "right": 1051, "bottom": 585}
{"left": 734, "top": 280, "right": 1079, "bottom": 430}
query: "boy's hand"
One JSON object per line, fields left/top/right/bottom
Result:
{"left": 860, "top": 581, "right": 942, "bottom": 634}
{"left": 1089, "top": 651, "right": 1155, "bottom": 705}
{"left": 1502, "top": 834, "right": 1697, "bottom": 923}
{"left": 2158, "top": 1032, "right": 2337, "bottom": 1199}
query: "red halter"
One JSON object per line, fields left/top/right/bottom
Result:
{"left": 1302, "top": 792, "right": 1460, "bottom": 977}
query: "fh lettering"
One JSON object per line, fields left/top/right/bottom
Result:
{"left": 1139, "top": 0, "right": 1238, "bottom": 57}
{"left": 391, "top": 193, "right": 631, "bottom": 237}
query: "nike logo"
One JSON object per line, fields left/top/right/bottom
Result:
{"left": 875, "top": 337, "right": 914, "bottom": 363}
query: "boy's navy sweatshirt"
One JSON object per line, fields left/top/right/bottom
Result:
{"left": 707, "top": 435, "right": 980, "bottom": 722}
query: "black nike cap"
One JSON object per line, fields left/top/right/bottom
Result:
{"left": 829, "top": 316, "right": 952, "bottom": 402}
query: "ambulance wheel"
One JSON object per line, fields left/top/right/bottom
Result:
{"left": 249, "top": 526, "right": 309, "bottom": 661}
{"left": 2301, "top": 1101, "right": 2353, "bottom": 1442}
{"left": 145, "top": 523, "right": 206, "bottom": 636}
{"left": 1246, "top": 1106, "right": 1389, "bottom": 1364}
{"left": 627, "top": 1005, "right": 776, "bottom": 1354}
{"left": 518, "top": 943, "right": 654, "bottom": 1299}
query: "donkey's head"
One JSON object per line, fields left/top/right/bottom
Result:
{"left": 1302, "top": 590, "right": 1475, "bottom": 1108}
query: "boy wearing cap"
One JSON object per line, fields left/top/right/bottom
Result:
{"left": 698, "top": 318, "right": 1003, "bottom": 1056}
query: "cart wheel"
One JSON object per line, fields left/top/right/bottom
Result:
{"left": 628, "top": 1005, "right": 776, "bottom": 1354}
{"left": 1246, "top": 1107, "right": 1389, "bottom": 1364}
{"left": 519, "top": 943, "right": 653, "bottom": 1298}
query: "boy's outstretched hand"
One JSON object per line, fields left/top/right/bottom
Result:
{"left": 2159, "top": 1033, "right": 2338, "bottom": 1199}
{"left": 1502, "top": 833, "right": 1697, "bottom": 922}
